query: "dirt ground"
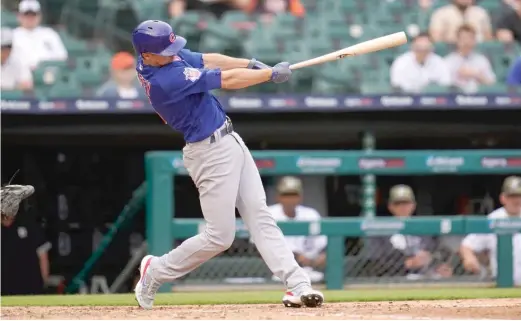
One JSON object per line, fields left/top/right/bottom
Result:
{"left": 2, "top": 298, "right": 520, "bottom": 320}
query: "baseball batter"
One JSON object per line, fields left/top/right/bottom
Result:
{"left": 132, "top": 20, "right": 324, "bottom": 309}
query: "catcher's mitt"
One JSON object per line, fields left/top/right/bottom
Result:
{"left": 1, "top": 184, "right": 35, "bottom": 221}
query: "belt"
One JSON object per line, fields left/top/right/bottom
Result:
{"left": 209, "top": 117, "right": 233, "bottom": 144}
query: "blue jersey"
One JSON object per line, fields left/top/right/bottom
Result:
{"left": 136, "top": 49, "right": 226, "bottom": 143}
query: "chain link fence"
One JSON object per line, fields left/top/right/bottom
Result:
{"left": 176, "top": 234, "right": 494, "bottom": 286}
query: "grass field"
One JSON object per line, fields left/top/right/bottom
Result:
{"left": 2, "top": 287, "right": 520, "bottom": 306}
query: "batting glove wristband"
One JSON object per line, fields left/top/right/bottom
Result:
{"left": 248, "top": 58, "right": 271, "bottom": 70}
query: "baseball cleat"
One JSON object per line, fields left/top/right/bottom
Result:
{"left": 282, "top": 288, "right": 324, "bottom": 308}
{"left": 135, "top": 255, "right": 161, "bottom": 309}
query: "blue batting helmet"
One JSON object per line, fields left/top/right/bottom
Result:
{"left": 132, "top": 20, "right": 186, "bottom": 56}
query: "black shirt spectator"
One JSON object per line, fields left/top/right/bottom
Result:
{"left": 496, "top": 6, "right": 521, "bottom": 44}
{"left": 1, "top": 213, "right": 51, "bottom": 295}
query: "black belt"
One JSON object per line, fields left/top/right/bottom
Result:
{"left": 209, "top": 118, "right": 233, "bottom": 144}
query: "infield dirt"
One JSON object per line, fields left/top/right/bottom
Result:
{"left": 2, "top": 298, "right": 520, "bottom": 320}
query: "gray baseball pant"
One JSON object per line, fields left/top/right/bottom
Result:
{"left": 151, "top": 128, "right": 310, "bottom": 290}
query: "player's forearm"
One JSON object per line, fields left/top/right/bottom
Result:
{"left": 39, "top": 252, "right": 50, "bottom": 283}
{"left": 203, "top": 53, "right": 250, "bottom": 71}
{"left": 221, "top": 68, "right": 272, "bottom": 90}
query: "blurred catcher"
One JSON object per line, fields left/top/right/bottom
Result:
{"left": 1, "top": 171, "right": 35, "bottom": 223}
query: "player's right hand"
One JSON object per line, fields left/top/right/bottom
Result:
{"left": 271, "top": 62, "right": 292, "bottom": 83}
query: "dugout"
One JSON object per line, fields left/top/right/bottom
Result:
{"left": 2, "top": 108, "right": 521, "bottom": 292}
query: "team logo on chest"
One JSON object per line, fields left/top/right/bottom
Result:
{"left": 183, "top": 67, "right": 201, "bottom": 82}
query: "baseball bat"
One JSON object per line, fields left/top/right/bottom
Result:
{"left": 289, "top": 31, "right": 408, "bottom": 70}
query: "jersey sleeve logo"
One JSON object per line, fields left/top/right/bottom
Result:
{"left": 183, "top": 68, "right": 201, "bottom": 82}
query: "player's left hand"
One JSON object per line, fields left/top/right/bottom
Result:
{"left": 271, "top": 62, "right": 292, "bottom": 83}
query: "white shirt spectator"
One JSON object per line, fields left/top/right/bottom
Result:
{"left": 12, "top": 26, "right": 68, "bottom": 69}
{"left": 268, "top": 204, "right": 327, "bottom": 260}
{"left": 1, "top": 54, "right": 33, "bottom": 90}
{"left": 1, "top": 27, "right": 33, "bottom": 90}
{"left": 461, "top": 207, "right": 521, "bottom": 285}
{"left": 444, "top": 52, "right": 496, "bottom": 93}
{"left": 390, "top": 52, "right": 451, "bottom": 93}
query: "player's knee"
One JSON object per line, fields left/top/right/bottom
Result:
{"left": 206, "top": 228, "right": 235, "bottom": 251}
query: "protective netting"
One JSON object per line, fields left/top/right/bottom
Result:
{"left": 178, "top": 234, "right": 494, "bottom": 285}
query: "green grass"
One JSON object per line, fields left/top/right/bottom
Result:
{"left": 2, "top": 288, "right": 520, "bottom": 306}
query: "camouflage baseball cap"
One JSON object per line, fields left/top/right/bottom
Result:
{"left": 389, "top": 184, "right": 415, "bottom": 203}
{"left": 502, "top": 176, "right": 521, "bottom": 196}
{"left": 277, "top": 176, "right": 303, "bottom": 195}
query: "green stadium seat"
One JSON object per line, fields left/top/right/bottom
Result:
{"left": 312, "top": 78, "right": 353, "bottom": 94}
{"left": 434, "top": 42, "right": 452, "bottom": 56}
{"left": 300, "top": 0, "right": 317, "bottom": 12}
{"left": 479, "top": 0, "right": 503, "bottom": 16}
{"left": 199, "top": 11, "right": 251, "bottom": 56}
{"left": 131, "top": 0, "right": 168, "bottom": 21}
{"left": 270, "top": 13, "right": 300, "bottom": 40}
{"left": 360, "top": 82, "right": 393, "bottom": 94}
{"left": 33, "top": 61, "right": 69, "bottom": 87}
{"left": 477, "top": 41, "right": 504, "bottom": 56}
{"left": 171, "top": 11, "right": 217, "bottom": 46}
{"left": 244, "top": 38, "right": 280, "bottom": 66}
{"left": 220, "top": 10, "right": 254, "bottom": 34}
{"left": 1, "top": 10, "right": 18, "bottom": 28}
{"left": 47, "top": 75, "right": 83, "bottom": 98}
{"left": 422, "top": 84, "right": 452, "bottom": 94}
{"left": 199, "top": 21, "right": 242, "bottom": 56}
{"left": 1, "top": 90, "right": 25, "bottom": 99}
{"left": 313, "top": 63, "right": 359, "bottom": 94}
{"left": 59, "top": 31, "right": 90, "bottom": 57}
{"left": 73, "top": 57, "right": 106, "bottom": 87}
{"left": 478, "top": 84, "right": 508, "bottom": 94}
{"left": 362, "top": 67, "right": 390, "bottom": 84}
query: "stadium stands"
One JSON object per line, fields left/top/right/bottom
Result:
{"left": 1, "top": 0, "right": 521, "bottom": 97}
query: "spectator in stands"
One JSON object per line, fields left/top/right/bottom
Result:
{"left": 506, "top": 56, "right": 521, "bottom": 85}
{"left": 96, "top": 52, "right": 144, "bottom": 99}
{"left": 444, "top": 25, "right": 496, "bottom": 93}
{"left": 245, "top": 0, "right": 306, "bottom": 21}
{"left": 268, "top": 176, "right": 326, "bottom": 283}
{"left": 459, "top": 176, "right": 521, "bottom": 286}
{"left": 169, "top": 0, "right": 250, "bottom": 19}
{"left": 390, "top": 32, "right": 451, "bottom": 93}
{"left": 1, "top": 28, "right": 33, "bottom": 91}
{"left": 12, "top": 0, "right": 67, "bottom": 69}
{"left": 429, "top": 0, "right": 492, "bottom": 43}
{"left": 496, "top": 0, "right": 521, "bottom": 44}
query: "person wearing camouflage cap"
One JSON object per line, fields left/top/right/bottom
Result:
{"left": 388, "top": 184, "right": 416, "bottom": 217}
{"left": 460, "top": 176, "right": 521, "bottom": 286}
{"left": 385, "top": 184, "right": 453, "bottom": 279}
{"left": 267, "top": 176, "right": 327, "bottom": 284}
